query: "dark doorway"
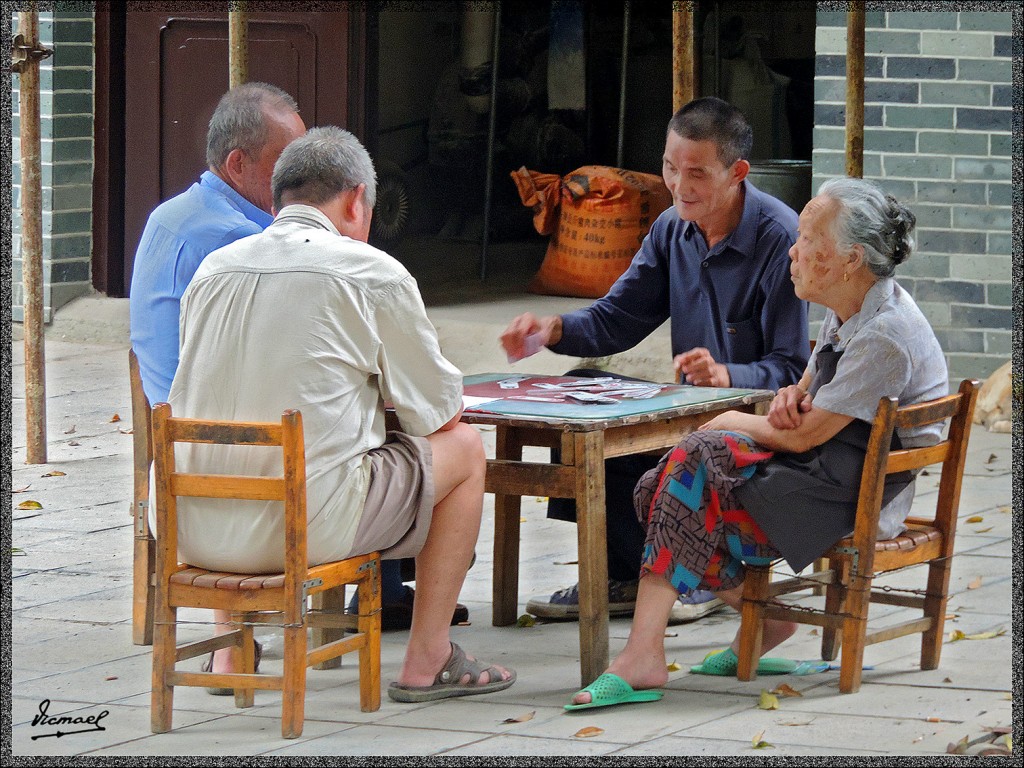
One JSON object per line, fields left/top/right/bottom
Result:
{"left": 97, "top": 9, "right": 364, "bottom": 297}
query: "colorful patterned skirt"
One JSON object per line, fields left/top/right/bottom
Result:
{"left": 633, "top": 430, "right": 779, "bottom": 593}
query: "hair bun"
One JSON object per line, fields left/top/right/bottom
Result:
{"left": 885, "top": 194, "right": 916, "bottom": 265}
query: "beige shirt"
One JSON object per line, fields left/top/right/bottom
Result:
{"left": 155, "top": 204, "right": 463, "bottom": 573}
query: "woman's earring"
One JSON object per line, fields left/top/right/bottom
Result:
{"left": 843, "top": 272, "right": 849, "bottom": 282}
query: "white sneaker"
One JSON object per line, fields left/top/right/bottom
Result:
{"left": 668, "top": 590, "right": 726, "bottom": 623}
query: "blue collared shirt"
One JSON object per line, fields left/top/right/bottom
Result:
{"left": 129, "top": 171, "right": 273, "bottom": 404}
{"left": 551, "top": 180, "right": 808, "bottom": 390}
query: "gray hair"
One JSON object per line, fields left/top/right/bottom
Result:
{"left": 271, "top": 126, "right": 377, "bottom": 212}
{"left": 818, "top": 177, "right": 916, "bottom": 278}
{"left": 667, "top": 97, "right": 753, "bottom": 168}
{"left": 205, "top": 82, "right": 300, "bottom": 169}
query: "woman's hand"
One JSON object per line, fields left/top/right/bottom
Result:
{"left": 767, "top": 385, "right": 813, "bottom": 430}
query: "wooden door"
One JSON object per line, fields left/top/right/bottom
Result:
{"left": 116, "top": 9, "right": 365, "bottom": 295}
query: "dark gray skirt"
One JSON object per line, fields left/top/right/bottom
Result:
{"left": 733, "top": 421, "right": 911, "bottom": 573}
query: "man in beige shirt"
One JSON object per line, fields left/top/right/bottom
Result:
{"left": 168, "top": 126, "right": 515, "bottom": 702}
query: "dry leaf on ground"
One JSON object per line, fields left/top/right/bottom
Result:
{"left": 17, "top": 500, "right": 43, "bottom": 510}
{"left": 751, "top": 730, "right": 774, "bottom": 749}
{"left": 770, "top": 683, "right": 802, "bottom": 698}
{"left": 967, "top": 576, "right": 983, "bottom": 589}
{"left": 13, "top": 485, "right": 31, "bottom": 493}
{"left": 63, "top": 425, "right": 76, "bottom": 434}
{"left": 574, "top": 726, "right": 604, "bottom": 738}
{"left": 68, "top": 441, "right": 81, "bottom": 446}
{"left": 554, "top": 560, "right": 578, "bottom": 565}
{"left": 667, "top": 661, "right": 682, "bottom": 672}
{"left": 501, "top": 711, "right": 535, "bottom": 724}
{"left": 110, "top": 413, "right": 121, "bottom": 422}
{"left": 966, "top": 515, "right": 984, "bottom": 523}
{"left": 119, "top": 428, "right": 134, "bottom": 435}
{"left": 964, "top": 628, "right": 1006, "bottom": 640}
{"left": 516, "top": 614, "right": 536, "bottom": 628}
{"left": 758, "top": 690, "right": 779, "bottom": 710}
{"left": 985, "top": 453, "right": 997, "bottom": 464}
{"left": 42, "top": 471, "right": 66, "bottom": 477}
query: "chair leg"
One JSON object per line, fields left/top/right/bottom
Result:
{"left": 921, "top": 558, "right": 953, "bottom": 670}
{"left": 810, "top": 557, "right": 828, "bottom": 597}
{"left": 311, "top": 588, "right": 345, "bottom": 670}
{"left": 150, "top": 605, "right": 176, "bottom": 733}
{"left": 233, "top": 612, "right": 256, "bottom": 709}
{"left": 838, "top": 577, "right": 871, "bottom": 694}
{"left": 281, "top": 623, "right": 307, "bottom": 739}
{"left": 358, "top": 560, "right": 382, "bottom": 712}
{"left": 737, "top": 566, "right": 770, "bottom": 681}
{"left": 133, "top": 532, "right": 156, "bottom": 646}
{"left": 821, "top": 559, "right": 850, "bottom": 662}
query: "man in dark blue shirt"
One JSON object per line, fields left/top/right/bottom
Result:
{"left": 500, "top": 98, "right": 808, "bottom": 623}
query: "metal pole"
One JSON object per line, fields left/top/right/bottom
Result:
{"left": 671, "top": 1, "right": 695, "bottom": 112}
{"left": 616, "top": 0, "right": 631, "bottom": 167}
{"left": 14, "top": 9, "right": 52, "bottom": 465}
{"left": 229, "top": 2, "right": 248, "bottom": 88}
{"left": 479, "top": 1, "right": 501, "bottom": 282}
{"left": 845, "top": 3, "right": 865, "bottom": 178}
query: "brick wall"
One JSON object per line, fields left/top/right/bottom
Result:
{"left": 811, "top": 10, "right": 1012, "bottom": 385}
{"left": 11, "top": 11, "right": 95, "bottom": 322}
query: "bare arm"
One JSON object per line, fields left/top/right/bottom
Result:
{"left": 700, "top": 403, "right": 853, "bottom": 454}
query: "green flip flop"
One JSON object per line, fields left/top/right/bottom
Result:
{"left": 564, "top": 672, "right": 664, "bottom": 711}
{"left": 689, "top": 648, "right": 798, "bottom": 676}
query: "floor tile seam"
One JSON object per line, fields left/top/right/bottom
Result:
{"left": 256, "top": 722, "right": 369, "bottom": 755}
{"left": 13, "top": 652, "right": 153, "bottom": 684}
{"left": 13, "top": 583, "right": 138, "bottom": 612}
{"left": 601, "top": 734, "right": 891, "bottom": 756}
{"left": 73, "top": 714, "right": 238, "bottom": 756}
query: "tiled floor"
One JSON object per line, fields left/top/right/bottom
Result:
{"left": 9, "top": 338, "right": 1015, "bottom": 757}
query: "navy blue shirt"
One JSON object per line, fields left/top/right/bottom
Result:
{"left": 552, "top": 180, "right": 808, "bottom": 390}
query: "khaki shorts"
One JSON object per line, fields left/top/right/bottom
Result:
{"left": 346, "top": 431, "right": 435, "bottom": 560}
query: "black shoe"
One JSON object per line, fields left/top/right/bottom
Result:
{"left": 348, "top": 585, "right": 469, "bottom": 631}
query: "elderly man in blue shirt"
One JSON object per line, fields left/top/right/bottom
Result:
{"left": 501, "top": 97, "right": 808, "bottom": 624}
{"left": 130, "top": 82, "right": 306, "bottom": 406}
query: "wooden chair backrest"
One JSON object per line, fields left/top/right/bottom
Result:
{"left": 850, "top": 379, "right": 979, "bottom": 568}
{"left": 129, "top": 349, "right": 153, "bottom": 508}
{"left": 151, "top": 404, "right": 308, "bottom": 607}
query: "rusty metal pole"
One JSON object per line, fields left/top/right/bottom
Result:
{"left": 13, "top": 10, "right": 52, "bottom": 465}
{"left": 672, "top": 1, "right": 695, "bottom": 112}
{"left": 845, "top": 3, "right": 866, "bottom": 178}
{"left": 229, "top": 2, "right": 248, "bottom": 88}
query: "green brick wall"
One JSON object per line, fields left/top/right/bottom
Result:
{"left": 812, "top": 10, "right": 1013, "bottom": 385}
{"left": 10, "top": 11, "right": 95, "bottom": 322}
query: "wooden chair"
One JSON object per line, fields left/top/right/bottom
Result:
{"left": 737, "top": 379, "right": 980, "bottom": 693}
{"left": 150, "top": 404, "right": 381, "bottom": 739}
{"left": 129, "top": 349, "right": 156, "bottom": 645}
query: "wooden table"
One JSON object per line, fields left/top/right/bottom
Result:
{"left": 459, "top": 374, "right": 774, "bottom": 687}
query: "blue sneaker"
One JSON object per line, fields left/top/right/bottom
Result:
{"left": 525, "top": 579, "right": 639, "bottom": 620}
{"left": 668, "top": 589, "right": 725, "bottom": 623}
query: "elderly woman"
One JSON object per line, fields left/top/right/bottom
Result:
{"left": 568, "top": 177, "right": 948, "bottom": 709}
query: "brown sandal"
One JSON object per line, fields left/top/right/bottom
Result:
{"left": 387, "top": 642, "right": 516, "bottom": 703}
{"left": 201, "top": 639, "right": 263, "bottom": 696}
